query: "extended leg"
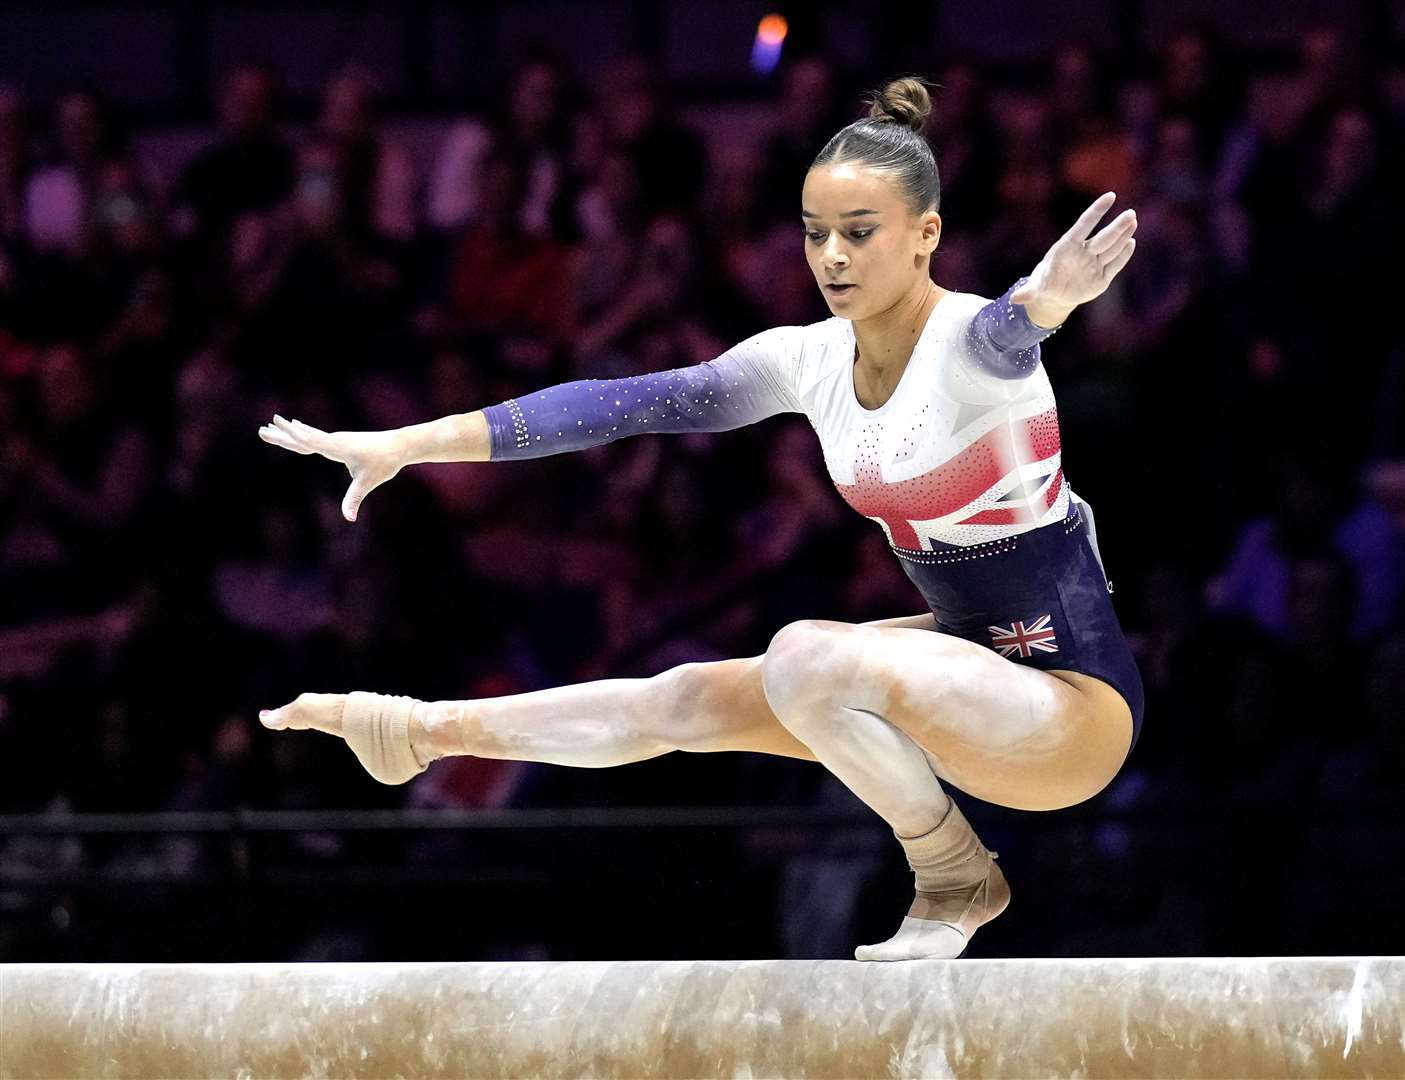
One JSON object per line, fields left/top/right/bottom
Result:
{"left": 258, "top": 655, "right": 822, "bottom": 777}
{"left": 257, "top": 613, "right": 938, "bottom": 775}
{"left": 411, "top": 657, "right": 819, "bottom": 767}
{"left": 413, "top": 615, "right": 941, "bottom": 768}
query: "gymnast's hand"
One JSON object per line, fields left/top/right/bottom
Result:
{"left": 257, "top": 414, "right": 403, "bottom": 522}
{"left": 1010, "top": 192, "right": 1138, "bottom": 325}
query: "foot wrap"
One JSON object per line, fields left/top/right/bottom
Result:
{"left": 855, "top": 799, "right": 1010, "bottom": 961}
{"left": 343, "top": 691, "right": 431, "bottom": 785}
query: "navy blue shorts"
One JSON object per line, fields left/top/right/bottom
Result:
{"left": 893, "top": 500, "right": 1145, "bottom": 755}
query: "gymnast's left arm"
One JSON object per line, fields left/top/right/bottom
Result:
{"left": 963, "top": 191, "right": 1140, "bottom": 381}
{"left": 959, "top": 276, "right": 1062, "bottom": 382}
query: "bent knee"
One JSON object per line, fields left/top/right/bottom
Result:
{"left": 761, "top": 620, "right": 831, "bottom": 714}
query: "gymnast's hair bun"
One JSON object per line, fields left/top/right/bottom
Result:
{"left": 867, "top": 76, "right": 933, "bottom": 134}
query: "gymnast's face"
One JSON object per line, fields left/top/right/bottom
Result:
{"left": 801, "top": 161, "right": 941, "bottom": 320}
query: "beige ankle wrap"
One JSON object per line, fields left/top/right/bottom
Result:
{"left": 896, "top": 798, "right": 999, "bottom": 894}
{"left": 343, "top": 691, "right": 431, "bottom": 785}
{"left": 852, "top": 799, "right": 1010, "bottom": 959}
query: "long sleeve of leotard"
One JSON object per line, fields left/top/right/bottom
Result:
{"left": 942, "top": 275, "right": 1063, "bottom": 404}
{"left": 481, "top": 326, "right": 805, "bottom": 460}
{"left": 960, "top": 275, "right": 1062, "bottom": 380}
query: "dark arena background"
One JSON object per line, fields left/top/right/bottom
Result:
{"left": 1, "top": 2, "right": 1402, "bottom": 1076}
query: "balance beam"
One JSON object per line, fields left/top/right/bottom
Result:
{"left": 3, "top": 957, "right": 1400, "bottom": 1078}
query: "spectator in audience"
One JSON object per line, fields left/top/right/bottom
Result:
{"left": 5, "top": 340, "right": 157, "bottom": 605}
{"left": 1051, "top": 43, "right": 1138, "bottom": 231}
{"left": 428, "top": 48, "right": 570, "bottom": 239}
{"left": 445, "top": 143, "right": 576, "bottom": 345}
{"left": 230, "top": 138, "right": 403, "bottom": 396}
{"left": 84, "top": 162, "right": 177, "bottom": 369}
{"left": 596, "top": 56, "right": 707, "bottom": 217}
{"left": 755, "top": 55, "right": 848, "bottom": 225}
{"left": 315, "top": 64, "right": 419, "bottom": 247}
{"left": 1205, "top": 452, "right": 1405, "bottom": 643}
{"left": 1320, "top": 630, "right": 1405, "bottom": 808}
{"left": 1284, "top": 105, "right": 1402, "bottom": 458}
{"left": 1120, "top": 559, "right": 1203, "bottom": 775}
{"left": 924, "top": 60, "right": 1003, "bottom": 226}
{"left": 558, "top": 109, "right": 644, "bottom": 314}
{"left": 23, "top": 86, "right": 127, "bottom": 257}
{"left": 1048, "top": 41, "right": 1118, "bottom": 145}
{"left": 980, "top": 94, "right": 1061, "bottom": 290}
{"left": 1279, "top": 550, "right": 1368, "bottom": 746}
{"left": 573, "top": 211, "right": 723, "bottom": 375}
{"left": 1156, "top": 21, "right": 1245, "bottom": 168}
{"left": 707, "top": 137, "right": 820, "bottom": 330}
{"left": 179, "top": 60, "right": 293, "bottom": 253}
{"left": 1284, "top": 624, "right": 1405, "bottom": 953}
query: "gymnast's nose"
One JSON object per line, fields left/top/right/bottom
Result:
{"left": 824, "top": 237, "right": 849, "bottom": 271}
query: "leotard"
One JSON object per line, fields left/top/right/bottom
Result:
{"left": 482, "top": 276, "right": 1144, "bottom": 749}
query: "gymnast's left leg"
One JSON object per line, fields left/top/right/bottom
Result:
{"left": 759, "top": 617, "right": 1134, "bottom": 960}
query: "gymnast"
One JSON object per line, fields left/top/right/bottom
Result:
{"left": 256, "top": 76, "right": 1144, "bottom": 962}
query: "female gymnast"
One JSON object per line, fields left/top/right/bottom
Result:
{"left": 256, "top": 77, "right": 1144, "bottom": 962}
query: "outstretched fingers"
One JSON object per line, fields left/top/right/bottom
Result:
{"left": 1100, "top": 237, "right": 1136, "bottom": 279}
{"left": 1059, "top": 191, "right": 1117, "bottom": 247}
{"left": 258, "top": 415, "right": 336, "bottom": 458}
{"left": 1086, "top": 208, "right": 1137, "bottom": 256}
{"left": 258, "top": 424, "right": 310, "bottom": 454}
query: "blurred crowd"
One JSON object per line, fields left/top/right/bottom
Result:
{"left": 2, "top": 21, "right": 1404, "bottom": 958}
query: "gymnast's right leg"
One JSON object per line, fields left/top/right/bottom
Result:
{"left": 257, "top": 613, "right": 937, "bottom": 780}
{"left": 257, "top": 654, "right": 822, "bottom": 784}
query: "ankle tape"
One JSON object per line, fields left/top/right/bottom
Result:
{"left": 342, "top": 692, "right": 430, "bottom": 785}
{"left": 895, "top": 799, "right": 995, "bottom": 892}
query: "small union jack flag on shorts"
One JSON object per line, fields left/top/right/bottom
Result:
{"left": 987, "top": 614, "right": 1059, "bottom": 658}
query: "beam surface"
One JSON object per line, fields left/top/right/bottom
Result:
{"left": 3, "top": 957, "right": 1401, "bottom": 1078}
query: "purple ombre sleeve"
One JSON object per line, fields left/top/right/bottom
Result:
{"left": 481, "top": 328, "right": 805, "bottom": 460}
{"left": 960, "top": 275, "right": 1062, "bottom": 380}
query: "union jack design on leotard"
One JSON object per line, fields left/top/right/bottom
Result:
{"left": 988, "top": 614, "right": 1059, "bottom": 658}
{"left": 480, "top": 278, "right": 1074, "bottom": 551}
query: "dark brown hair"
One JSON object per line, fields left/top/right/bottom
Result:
{"left": 810, "top": 76, "right": 940, "bottom": 214}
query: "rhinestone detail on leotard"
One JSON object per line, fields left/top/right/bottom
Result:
{"left": 888, "top": 505, "right": 1083, "bottom": 564}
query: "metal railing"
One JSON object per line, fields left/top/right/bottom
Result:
{"left": 2, "top": 801, "right": 1401, "bottom": 837}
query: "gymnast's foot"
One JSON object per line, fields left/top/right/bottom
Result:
{"left": 260, "top": 692, "right": 347, "bottom": 736}
{"left": 855, "top": 798, "right": 1011, "bottom": 961}
{"left": 260, "top": 691, "right": 436, "bottom": 784}
{"left": 853, "top": 853, "right": 1010, "bottom": 960}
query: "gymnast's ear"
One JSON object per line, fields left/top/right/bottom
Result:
{"left": 917, "top": 210, "right": 941, "bottom": 257}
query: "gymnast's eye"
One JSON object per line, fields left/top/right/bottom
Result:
{"left": 809, "top": 228, "right": 871, "bottom": 242}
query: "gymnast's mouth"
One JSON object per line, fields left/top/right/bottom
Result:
{"left": 825, "top": 283, "right": 857, "bottom": 295}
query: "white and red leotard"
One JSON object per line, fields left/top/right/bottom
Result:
{"left": 483, "top": 275, "right": 1104, "bottom": 571}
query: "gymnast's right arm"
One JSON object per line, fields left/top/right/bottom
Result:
{"left": 402, "top": 326, "right": 804, "bottom": 464}
{"left": 259, "top": 328, "right": 801, "bottom": 520}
